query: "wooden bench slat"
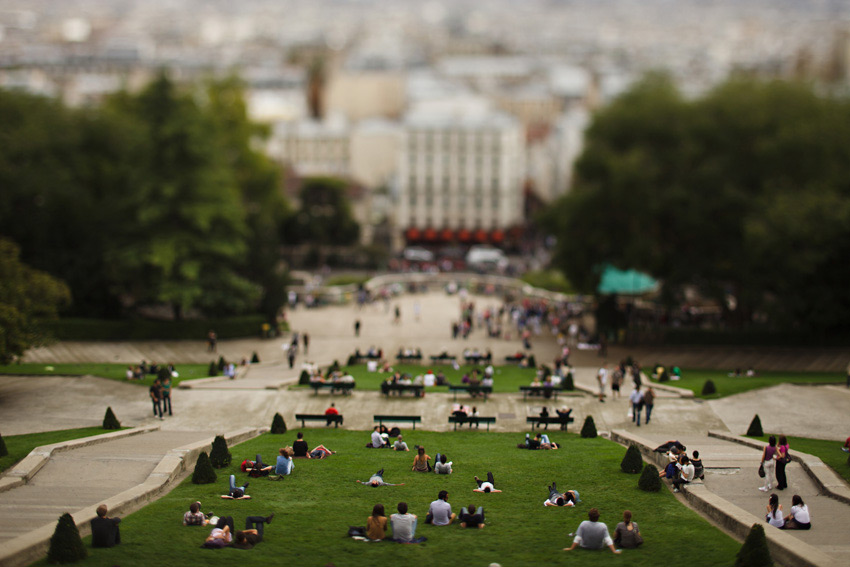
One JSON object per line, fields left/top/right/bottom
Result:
{"left": 294, "top": 414, "right": 344, "bottom": 428}
{"left": 373, "top": 415, "right": 422, "bottom": 430}
{"left": 525, "top": 415, "right": 574, "bottom": 431}
{"left": 447, "top": 415, "right": 496, "bottom": 431}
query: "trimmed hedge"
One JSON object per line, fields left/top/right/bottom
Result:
{"left": 621, "top": 444, "right": 644, "bottom": 474}
{"left": 562, "top": 373, "right": 574, "bottom": 391}
{"left": 47, "top": 513, "right": 87, "bottom": 564}
{"left": 209, "top": 435, "right": 232, "bottom": 468}
{"left": 38, "top": 315, "right": 268, "bottom": 341}
{"left": 580, "top": 416, "right": 597, "bottom": 439}
{"left": 192, "top": 452, "right": 217, "bottom": 484}
{"left": 747, "top": 415, "right": 764, "bottom": 437}
{"left": 0, "top": 431, "right": 7, "bottom": 457}
{"left": 271, "top": 413, "right": 287, "bottom": 434}
{"left": 735, "top": 523, "right": 773, "bottom": 567}
{"left": 102, "top": 407, "right": 121, "bottom": 430}
{"left": 702, "top": 380, "right": 717, "bottom": 395}
{"left": 638, "top": 463, "right": 662, "bottom": 491}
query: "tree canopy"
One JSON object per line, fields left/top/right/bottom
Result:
{"left": 545, "top": 74, "right": 850, "bottom": 332}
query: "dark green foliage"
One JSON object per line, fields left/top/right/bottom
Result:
{"left": 191, "top": 451, "right": 217, "bottom": 484}
{"left": 581, "top": 415, "right": 597, "bottom": 438}
{"left": 209, "top": 435, "right": 231, "bottom": 468}
{"left": 735, "top": 524, "right": 773, "bottom": 567}
{"left": 346, "top": 355, "right": 357, "bottom": 366}
{"left": 0, "top": 431, "right": 7, "bottom": 457}
{"left": 207, "top": 361, "right": 218, "bottom": 377}
{"left": 562, "top": 373, "right": 575, "bottom": 391}
{"left": 102, "top": 407, "right": 121, "bottom": 430}
{"left": 284, "top": 177, "right": 360, "bottom": 246}
{"left": 526, "top": 355, "right": 536, "bottom": 368}
{"left": 39, "top": 315, "right": 267, "bottom": 341}
{"left": 271, "top": 413, "right": 287, "bottom": 434}
{"left": 217, "top": 356, "right": 226, "bottom": 371}
{"left": 47, "top": 513, "right": 87, "bottom": 564}
{"left": 299, "top": 370, "right": 311, "bottom": 385}
{"left": 251, "top": 352, "right": 260, "bottom": 363}
{"left": 157, "top": 367, "right": 171, "bottom": 381}
{"left": 329, "top": 360, "right": 340, "bottom": 372}
{"left": 747, "top": 415, "right": 764, "bottom": 437}
{"left": 639, "top": 464, "right": 663, "bottom": 492}
{"left": 621, "top": 444, "right": 644, "bottom": 473}
{"left": 702, "top": 380, "right": 717, "bottom": 395}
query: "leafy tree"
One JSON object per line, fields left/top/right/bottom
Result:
{"left": 0, "top": 239, "right": 70, "bottom": 364}
{"left": 289, "top": 177, "right": 360, "bottom": 246}
{"left": 545, "top": 74, "right": 850, "bottom": 333}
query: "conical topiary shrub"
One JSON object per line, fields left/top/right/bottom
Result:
{"left": 271, "top": 413, "right": 287, "bottom": 434}
{"left": 209, "top": 435, "right": 231, "bottom": 468}
{"left": 102, "top": 407, "right": 121, "bottom": 430}
{"left": 621, "top": 444, "right": 644, "bottom": 474}
{"left": 638, "top": 463, "right": 662, "bottom": 492}
{"left": 562, "top": 373, "right": 574, "bottom": 391}
{"left": 527, "top": 355, "right": 536, "bottom": 368}
{"left": 47, "top": 513, "right": 87, "bottom": 564}
{"left": 251, "top": 352, "right": 260, "bottom": 363}
{"left": 747, "top": 415, "right": 763, "bottom": 437}
{"left": 207, "top": 361, "right": 218, "bottom": 377}
{"left": 0, "top": 431, "right": 8, "bottom": 457}
{"left": 580, "top": 416, "right": 597, "bottom": 438}
{"left": 192, "top": 451, "right": 217, "bottom": 484}
{"left": 217, "top": 356, "right": 227, "bottom": 371}
{"left": 735, "top": 523, "right": 773, "bottom": 567}
{"left": 702, "top": 380, "right": 716, "bottom": 396}
{"left": 299, "top": 370, "right": 311, "bottom": 385}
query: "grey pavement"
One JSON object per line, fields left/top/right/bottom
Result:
{"left": 2, "top": 291, "right": 850, "bottom": 565}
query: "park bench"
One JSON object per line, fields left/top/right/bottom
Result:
{"left": 381, "top": 382, "right": 424, "bottom": 397}
{"left": 374, "top": 415, "right": 422, "bottom": 430}
{"left": 448, "top": 384, "right": 493, "bottom": 401}
{"left": 348, "top": 353, "right": 382, "bottom": 365}
{"left": 463, "top": 354, "right": 492, "bottom": 364}
{"left": 294, "top": 413, "right": 344, "bottom": 428}
{"left": 309, "top": 382, "right": 355, "bottom": 395}
{"left": 396, "top": 353, "right": 423, "bottom": 363}
{"left": 519, "top": 385, "right": 561, "bottom": 400}
{"left": 448, "top": 415, "right": 496, "bottom": 431}
{"left": 525, "top": 413, "right": 574, "bottom": 431}
{"left": 505, "top": 355, "right": 526, "bottom": 364}
{"left": 429, "top": 354, "right": 457, "bottom": 365}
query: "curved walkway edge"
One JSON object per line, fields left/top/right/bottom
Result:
{"left": 0, "top": 426, "right": 266, "bottom": 567}
{"left": 610, "top": 429, "right": 843, "bottom": 567}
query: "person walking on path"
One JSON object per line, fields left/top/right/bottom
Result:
{"left": 207, "top": 330, "right": 217, "bottom": 353}
{"left": 775, "top": 435, "right": 790, "bottom": 490}
{"left": 287, "top": 343, "right": 296, "bottom": 369}
{"left": 160, "top": 374, "right": 173, "bottom": 416}
{"left": 597, "top": 365, "right": 607, "bottom": 403}
{"left": 302, "top": 332, "right": 309, "bottom": 355}
{"left": 642, "top": 386, "right": 655, "bottom": 424}
{"left": 149, "top": 378, "right": 163, "bottom": 420}
{"left": 760, "top": 435, "right": 778, "bottom": 492}
{"left": 355, "top": 319, "right": 361, "bottom": 336}
{"left": 629, "top": 386, "right": 643, "bottom": 426}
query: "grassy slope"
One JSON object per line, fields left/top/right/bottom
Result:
{"left": 293, "top": 364, "right": 550, "bottom": 394}
{"left": 749, "top": 434, "right": 850, "bottom": 483}
{"left": 656, "top": 369, "right": 841, "bottom": 399}
{"left": 0, "top": 363, "right": 214, "bottom": 387}
{"left": 0, "top": 427, "right": 115, "bottom": 473}
{"left": 44, "top": 429, "right": 740, "bottom": 567}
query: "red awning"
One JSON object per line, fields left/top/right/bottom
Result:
{"left": 424, "top": 227, "right": 438, "bottom": 241}
{"left": 406, "top": 227, "right": 421, "bottom": 241}
{"left": 474, "top": 229, "right": 488, "bottom": 242}
{"left": 440, "top": 228, "right": 454, "bottom": 241}
{"left": 490, "top": 229, "right": 504, "bottom": 242}
{"left": 457, "top": 229, "right": 472, "bottom": 241}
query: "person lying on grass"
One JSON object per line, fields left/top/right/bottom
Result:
{"left": 231, "top": 514, "right": 275, "bottom": 550}
{"left": 222, "top": 476, "right": 251, "bottom": 499}
{"left": 459, "top": 505, "right": 485, "bottom": 529}
{"left": 473, "top": 472, "right": 502, "bottom": 493}
{"left": 543, "top": 482, "right": 579, "bottom": 507}
{"left": 204, "top": 516, "right": 234, "bottom": 547}
{"left": 356, "top": 468, "right": 406, "bottom": 487}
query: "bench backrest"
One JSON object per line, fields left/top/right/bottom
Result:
{"left": 374, "top": 415, "right": 421, "bottom": 421}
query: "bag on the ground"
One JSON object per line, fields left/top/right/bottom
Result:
{"left": 758, "top": 463, "right": 765, "bottom": 478}
{"left": 348, "top": 526, "right": 367, "bottom": 538}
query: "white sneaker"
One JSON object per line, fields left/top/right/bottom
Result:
{"left": 758, "top": 487, "right": 768, "bottom": 492}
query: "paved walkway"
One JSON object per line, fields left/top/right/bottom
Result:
{"left": 2, "top": 291, "right": 850, "bottom": 565}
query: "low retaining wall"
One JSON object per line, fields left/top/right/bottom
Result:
{"left": 0, "top": 426, "right": 266, "bottom": 567}
{"left": 610, "top": 429, "right": 842, "bottom": 567}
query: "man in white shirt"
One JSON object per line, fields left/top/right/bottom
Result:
{"left": 370, "top": 427, "right": 387, "bottom": 448}
{"left": 629, "top": 386, "right": 644, "bottom": 426}
{"left": 425, "top": 490, "right": 456, "bottom": 525}
{"left": 390, "top": 502, "right": 419, "bottom": 543}
{"left": 672, "top": 455, "right": 695, "bottom": 492}
{"left": 597, "top": 365, "right": 608, "bottom": 402}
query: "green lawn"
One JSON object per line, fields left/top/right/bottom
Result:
{"left": 0, "top": 427, "right": 116, "bottom": 473}
{"left": 43, "top": 429, "right": 740, "bottom": 567}
{"left": 0, "top": 363, "right": 215, "bottom": 388}
{"left": 656, "top": 369, "right": 842, "bottom": 399}
{"left": 748, "top": 434, "right": 850, "bottom": 483}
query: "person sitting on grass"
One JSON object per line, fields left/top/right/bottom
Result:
{"left": 781, "top": 495, "right": 811, "bottom": 530}
{"left": 368, "top": 426, "right": 389, "bottom": 448}
{"left": 613, "top": 510, "right": 643, "bottom": 548}
{"left": 425, "top": 490, "right": 457, "bottom": 526}
{"left": 274, "top": 447, "right": 294, "bottom": 475}
{"left": 204, "top": 516, "right": 234, "bottom": 548}
{"left": 473, "top": 472, "right": 502, "bottom": 493}
{"left": 356, "top": 468, "right": 406, "bottom": 487}
{"left": 367, "top": 504, "right": 388, "bottom": 540}
{"left": 390, "top": 502, "right": 426, "bottom": 543}
{"left": 544, "top": 482, "right": 579, "bottom": 507}
{"left": 393, "top": 435, "right": 410, "bottom": 451}
{"left": 183, "top": 501, "right": 209, "bottom": 526}
{"left": 434, "top": 453, "right": 453, "bottom": 474}
{"left": 231, "top": 514, "right": 275, "bottom": 550}
{"left": 222, "top": 476, "right": 251, "bottom": 499}
{"left": 459, "top": 505, "right": 485, "bottom": 529}
{"left": 91, "top": 504, "right": 121, "bottom": 548}
{"left": 290, "top": 433, "right": 336, "bottom": 460}
{"left": 564, "top": 508, "right": 621, "bottom": 554}
{"left": 412, "top": 446, "right": 431, "bottom": 472}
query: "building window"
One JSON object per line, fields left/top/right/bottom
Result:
{"left": 410, "top": 195, "right": 417, "bottom": 206}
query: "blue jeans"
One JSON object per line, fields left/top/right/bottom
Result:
{"left": 644, "top": 404, "right": 653, "bottom": 424}
{"left": 632, "top": 403, "right": 642, "bottom": 425}
{"left": 229, "top": 475, "right": 247, "bottom": 494}
{"left": 540, "top": 434, "right": 551, "bottom": 445}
